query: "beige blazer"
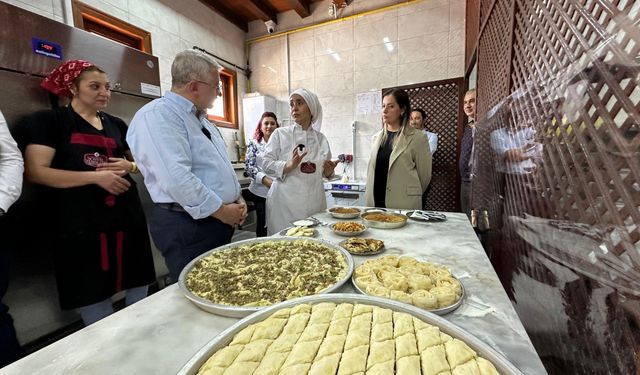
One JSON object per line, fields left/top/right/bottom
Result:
{"left": 364, "top": 126, "right": 432, "bottom": 209}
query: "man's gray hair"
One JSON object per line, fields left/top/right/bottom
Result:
{"left": 171, "top": 50, "right": 222, "bottom": 87}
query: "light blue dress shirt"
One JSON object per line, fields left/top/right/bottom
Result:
{"left": 127, "top": 91, "right": 240, "bottom": 220}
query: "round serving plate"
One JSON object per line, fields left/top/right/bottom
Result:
{"left": 360, "top": 211, "right": 408, "bottom": 229}
{"left": 290, "top": 217, "right": 321, "bottom": 227}
{"left": 178, "top": 237, "right": 354, "bottom": 318}
{"left": 330, "top": 222, "right": 367, "bottom": 237}
{"left": 327, "top": 206, "right": 362, "bottom": 219}
{"left": 405, "top": 210, "right": 447, "bottom": 222}
{"left": 351, "top": 274, "right": 465, "bottom": 315}
{"left": 178, "top": 294, "right": 524, "bottom": 375}
{"left": 277, "top": 227, "right": 319, "bottom": 238}
{"left": 338, "top": 238, "right": 386, "bottom": 256}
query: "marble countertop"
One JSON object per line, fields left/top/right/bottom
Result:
{"left": 1, "top": 211, "right": 547, "bottom": 375}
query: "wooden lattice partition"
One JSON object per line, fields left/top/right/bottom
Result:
{"left": 472, "top": 0, "right": 640, "bottom": 374}
{"left": 392, "top": 79, "right": 465, "bottom": 212}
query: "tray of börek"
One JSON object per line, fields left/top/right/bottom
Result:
{"left": 178, "top": 237, "right": 354, "bottom": 317}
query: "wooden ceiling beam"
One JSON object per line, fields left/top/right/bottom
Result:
{"left": 281, "top": 0, "right": 311, "bottom": 18}
{"left": 197, "top": 0, "right": 248, "bottom": 32}
{"left": 244, "top": 0, "right": 278, "bottom": 22}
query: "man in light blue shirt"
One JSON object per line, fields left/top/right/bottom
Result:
{"left": 127, "top": 50, "right": 246, "bottom": 282}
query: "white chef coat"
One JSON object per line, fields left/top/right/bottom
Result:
{"left": 260, "top": 124, "right": 332, "bottom": 234}
{"left": 0, "top": 111, "right": 23, "bottom": 212}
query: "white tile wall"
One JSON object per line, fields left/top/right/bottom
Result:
{"left": 4, "top": 0, "right": 248, "bottom": 159}
{"left": 248, "top": 1, "right": 466, "bottom": 179}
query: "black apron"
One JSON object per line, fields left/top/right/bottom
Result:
{"left": 45, "top": 107, "right": 155, "bottom": 309}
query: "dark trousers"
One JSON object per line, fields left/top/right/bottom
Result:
{"left": 243, "top": 190, "right": 267, "bottom": 237}
{"left": 460, "top": 180, "right": 472, "bottom": 219}
{"left": 0, "top": 220, "right": 20, "bottom": 368}
{"left": 149, "top": 205, "right": 234, "bottom": 284}
{"left": 422, "top": 183, "right": 432, "bottom": 210}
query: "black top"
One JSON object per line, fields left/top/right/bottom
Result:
{"left": 25, "top": 106, "right": 155, "bottom": 309}
{"left": 373, "top": 131, "right": 398, "bottom": 208}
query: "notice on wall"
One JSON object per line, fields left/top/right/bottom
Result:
{"left": 355, "top": 91, "right": 381, "bottom": 115}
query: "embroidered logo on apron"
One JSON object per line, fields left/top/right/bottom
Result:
{"left": 300, "top": 161, "right": 316, "bottom": 174}
{"left": 84, "top": 152, "right": 108, "bottom": 167}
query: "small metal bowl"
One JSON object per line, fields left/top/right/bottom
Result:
{"left": 328, "top": 206, "right": 362, "bottom": 219}
{"left": 330, "top": 222, "right": 367, "bottom": 237}
{"left": 361, "top": 211, "right": 408, "bottom": 229}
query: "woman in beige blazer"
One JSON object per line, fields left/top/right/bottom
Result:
{"left": 364, "top": 89, "right": 432, "bottom": 209}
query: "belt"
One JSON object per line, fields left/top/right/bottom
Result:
{"left": 156, "top": 203, "right": 187, "bottom": 213}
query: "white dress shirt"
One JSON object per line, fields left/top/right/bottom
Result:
{"left": 0, "top": 111, "right": 23, "bottom": 212}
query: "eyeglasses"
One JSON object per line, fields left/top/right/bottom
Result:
{"left": 193, "top": 80, "right": 223, "bottom": 97}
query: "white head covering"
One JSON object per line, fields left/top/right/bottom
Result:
{"left": 290, "top": 88, "right": 323, "bottom": 131}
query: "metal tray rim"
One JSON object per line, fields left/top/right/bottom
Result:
{"left": 177, "top": 237, "right": 354, "bottom": 317}
{"left": 177, "top": 293, "right": 524, "bottom": 375}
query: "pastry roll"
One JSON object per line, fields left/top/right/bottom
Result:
{"left": 375, "top": 265, "right": 398, "bottom": 280}
{"left": 389, "top": 290, "right": 412, "bottom": 304}
{"left": 397, "top": 264, "right": 423, "bottom": 277}
{"left": 354, "top": 274, "right": 380, "bottom": 290}
{"left": 354, "top": 264, "right": 374, "bottom": 278}
{"left": 430, "top": 267, "right": 452, "bottom": 282}
{"left": 430, "top": 286, "right": 459, "bottom": 308}
{"left": 437, "top": 277, "right": 463, "bottom": 296}
{"left": 397, "top": 256, "right": 419, "bottom": 267}
{"left": 407, "top": 273, "right": 433, "bottom": 292}
{"left": 377, "top": 255, "right": 400, "bottom": 267}
{"left": 381, "top": 272, "right": 409, "bottom": 292}
{"left": 411, "top": 289, "right": 438, "bottom": 309}
{"left": 365, "top": 283, "right": 390, "bottom": 298}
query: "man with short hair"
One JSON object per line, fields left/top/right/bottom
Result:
{"left": 459, "top": 89, "right": 476, "bottom": 218}
{"left": 127, "top": 50, "right": 246, "bottom": 283}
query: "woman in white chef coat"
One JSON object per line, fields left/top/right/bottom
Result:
{"left": 260, "top": 88, "right": 337, "bottom": 234}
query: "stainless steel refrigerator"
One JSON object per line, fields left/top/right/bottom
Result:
{"left": 0, "top": 2, "right": 164, "bottom": 347}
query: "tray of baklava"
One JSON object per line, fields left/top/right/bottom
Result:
{"left": 178, "top": 237, "right": 354, "bottom": 317}
{"left": 178, "top": 294, "right": 523, "bottom": 375}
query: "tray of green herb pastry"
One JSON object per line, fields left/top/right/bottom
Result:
{"left": 178, "top": 237, "right": 354, "bottom": 317}
{"left": 178, "top": 294, "right": 523, "bottom": 375}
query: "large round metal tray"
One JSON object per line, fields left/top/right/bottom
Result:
{"left": 361, "top": 211, "right": 408, "bottom": 229}
{"left": 177, "top": 294, "right": 524, "bottom": 375}
{"left": 351, "top": 273, "right": 465, "bottom": 315}
{"left": 328, "top": 206, "right": 362, "bottom": 219}
{"left": 178, "top": 237, "right": 354, "bottom": 318}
